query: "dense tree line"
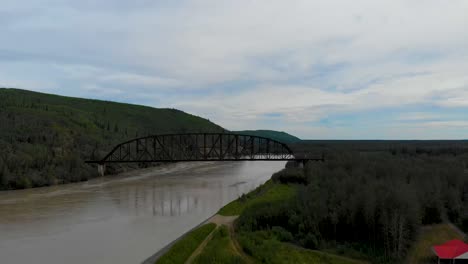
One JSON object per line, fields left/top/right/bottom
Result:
{"left": 0, "top": 88, "right": 223, "bottom": 190}
{"left": 237, "top": 149, "right": 468, "bottom": 263}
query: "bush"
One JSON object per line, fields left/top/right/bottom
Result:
{"left": 271, "top": 226, "right": 293, "bottom": 242}
{"left": 238, "top": 230, "right": 366, "bottom": 264}
{"left": 236, "top": 200, "right": 293, "bottom": 232}
{"left": 237, "top": 231, "right": 282, "bottom": 263}
{"left": 15, "top": 176, "right": 32, "bottom": 189}
{"left": 272, "top": 168, "right": 307, "bottom": 184}
{"left": 301, "top": 233, "right": 319, "bottom": 249}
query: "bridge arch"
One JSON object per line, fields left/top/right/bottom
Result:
{"left": 87, "top": 133, "right": 301, "bottom": 164}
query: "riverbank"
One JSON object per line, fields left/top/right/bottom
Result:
{"left": 151, "top": 215, "right": 241, "bottom": 264}
{"left": 151, "top": 180, "right": 369, "bottom": 264}
{"left": 147, "top": 180, "right": 269, "bottom": 263}
{"left": 141, "top": 214, "right": 227, "bottom": 264}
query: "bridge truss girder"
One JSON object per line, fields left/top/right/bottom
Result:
{"left": 87, "top": 133, "right": 307, "bottom": 164}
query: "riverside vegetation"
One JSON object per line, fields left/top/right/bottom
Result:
{"left": 157, "top": 141, "right": 468, "bottom": 264}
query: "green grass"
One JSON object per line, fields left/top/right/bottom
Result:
{"left": 275, "top": 244, "right": 369, "bottom": 264}
{"left": 193, "top": 225, "right": 244, "bottom": 264}
{"left": 156, "top": 223, "right": 216, "bottom": 264}
{"left": 320, "top": 243, "right": 376, "bottom": 263}
{"left": 238, "top": 231, "right": 368, "bottom": 264}
{"left": 405, "top": 224, "right": 464, "bottom": 264}
{"left": 218, "top": 181, "right": 295, "bottom": 216}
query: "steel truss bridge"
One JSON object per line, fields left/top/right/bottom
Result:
{"left": 86, "top": 133, "right": 322, "bottom": 167}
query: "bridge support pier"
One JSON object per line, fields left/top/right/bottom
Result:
{"left": 98, "top": 164, "right": 106, "bottom": 176}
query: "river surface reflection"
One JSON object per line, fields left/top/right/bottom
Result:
{"left": 0, "top": 161, "right": 285, "bottom": 264}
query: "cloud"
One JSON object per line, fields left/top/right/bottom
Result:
{"left": 1, "top": 0, "right": 468, "bottom": 138}
{"left": 98, "top": 73, "right": 183, "bottom": 88}
{"left": 397, "top": 112, "right": 443, "bottom": 122}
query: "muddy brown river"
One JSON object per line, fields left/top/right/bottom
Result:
{"left": 0, "top": 161, "right": 285, "bottom": 264}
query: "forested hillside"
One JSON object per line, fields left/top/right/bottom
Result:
{"left": 235, "top": 142, "right": 468, "bottom": 263}
{"left": 234, "top": 130, "right": 301, "bottom": 143}
{"left": 0, "top": 88, "right": 224, "bottom": 190}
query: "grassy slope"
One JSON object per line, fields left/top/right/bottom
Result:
{"left": 0, "top": 88, "right": 224, "bottom": 189}
{"left": 272, "top": 244, "right": 369, "bottom": 264}
{"left": 156, "top": 223, "right": 216, "bottom": 264}
{"left": 218, "top": 180, "right": 295, "bottom": 216}
{"left": 240, "top": 239, "right": 369, "bottom": 264}
{"left": 405, "top": 224, "right": 465, "bottom": 264}
{"left": 292, "top": 247, "right": 368, "bottom": 264}
{"left": 234, "top": 130, "right": 301, "bottom": 144}
{"left": 193, "top": 225, "right": 245, "bottom": 264}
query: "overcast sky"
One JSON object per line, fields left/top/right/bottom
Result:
{"left": 1, "top": 0, "right": 468, "bottom": 139}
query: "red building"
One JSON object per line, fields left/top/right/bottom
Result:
{"left": 433, "top": 239, "right": 468, "bottom": 264}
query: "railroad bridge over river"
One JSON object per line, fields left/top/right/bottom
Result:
{"left": 86, "top": 133, "right": 323, "bottom": 175}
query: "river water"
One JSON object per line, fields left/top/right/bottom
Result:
{"left": 0, "top": 161, "right": 285, "bottom": 264}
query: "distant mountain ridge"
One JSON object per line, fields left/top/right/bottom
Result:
{"left": 234, "top": 130, "right": 301, "bottom": 143}
{"left": 0, "top": 88, "right": 224, "bottom": 189}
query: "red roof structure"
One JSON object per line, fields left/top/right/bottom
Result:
{"left": 433, "top": 239, "right": 468, "bottom": 259}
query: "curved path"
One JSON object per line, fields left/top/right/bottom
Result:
{"left": 185, "top": 214, "right": 255, "bottom": 264}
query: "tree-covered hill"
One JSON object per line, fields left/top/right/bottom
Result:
{"left": 234, "top": 130, "right": 301, "bottom": 143}
{"left": 0, "top": 88, "right": 224, "bottom": 190}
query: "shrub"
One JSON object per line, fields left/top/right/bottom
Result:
{"left": 272, "top": 168, "right": 307, "bottom": 184}
{"left": 271, "top": 226, "right": 293, "bottom": 242}
{"left": 15, "top": 176, "right": 32, "bottom": 189}
{"left": 237, "top": 200, "right": 293, "bottom": 232}
{"left": 301, "top": 233, "right": 319, "bottom": 249}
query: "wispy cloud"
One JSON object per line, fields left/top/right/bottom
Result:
{"left": 1, "top": 0, "right": 468, "bottom": 138}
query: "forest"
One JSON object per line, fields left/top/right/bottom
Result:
{"left": 235, "top": 142, "right": 468, "bottom": 263}
{"left": 0, "top": 88, "right": 224, "bottom": 190}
